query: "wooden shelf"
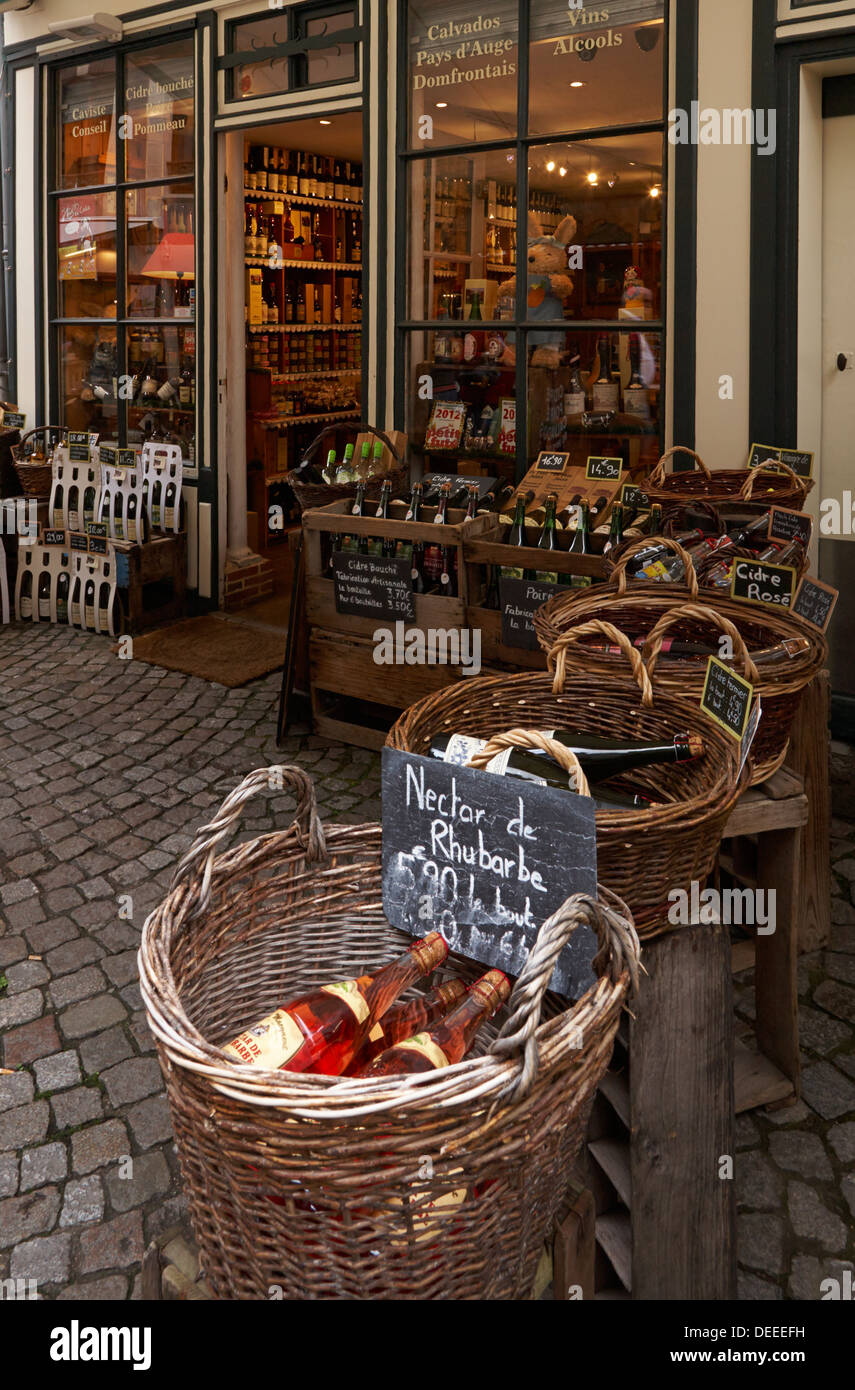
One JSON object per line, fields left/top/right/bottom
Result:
{"left": 589, "top": 1140, "right": 631, "bottom": 1208}
{"left": 245, "top": 256, "right": 362, "bottom": 271}
{"left": 257, "top": 409, "right": 359, "bottom": 429}
{"left": 247, "top": 323, "right": 360, "bottom": 334}
{"left": 244, "top": 189, "right": 362, "bottom": 211}
{"left": 596, "top": 1211, "right": 632, "bottom": 1293}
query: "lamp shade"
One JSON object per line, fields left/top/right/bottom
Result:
{"left": 140, "top": 232, "right": 195, "bottom": 280}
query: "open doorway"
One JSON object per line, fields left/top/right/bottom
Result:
{"left": 239, "top": 110, "right": 364, "bottom": 623}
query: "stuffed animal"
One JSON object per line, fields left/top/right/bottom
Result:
{"left": 497, "top": 211, "right": 578, "bottom": 367}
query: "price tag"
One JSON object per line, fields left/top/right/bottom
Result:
{"left": 67, "top": 431, "right": 91, "bottom": 462}
{"left": 585, "top": 456, "right": 623, "bottom": 481}
{"left": 621, "top": 483, "right": 649, "bottom": 510}
{"left": 499, "top": 575, "right": 562, "bottom": 650}
{"left": 534, "top": 451, "right": 569, "bottom": 474}
{"left": 42, "top": 529, "right": 67, "bottom": 547}
{"left": 69, "top": 532, "right": 89, "bottom": 552}
{"left": 423, "top": 472, "right": 497, "bottom": 499}
{"left": 381, "top": 746, "right": 598, "bottom": 1000}
{"left": 87, "top": 533, "right": 108, "bottom": 556}
{"left": 117, "top": 448, "right": 137, "bottom": 470}
{"left": 730, "top": 556, "right": 797, "bottom": 610}
{"left": 332, "top": 552, "right": 416, "bottom": 621}
{"left": 99, "top": 444, "right": 118, "bottom": 467}
{"left": 2, "top": 410, "right": 26, "bottom": 430}
{"left": 86, "top": 521, "right": 107, "bottom": 539}
{"left": 747, "top": 443, "right": 814, "bottom": 479}
{"left": 768, "top": 508, "right": 812, "bottom": 547}
{"left": 792, "top": 576, "right": 838, "bottom": 633}
{"left": 701, "top": 657, "right": 754, "bottom": 741}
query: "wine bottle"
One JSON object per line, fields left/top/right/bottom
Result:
{"left": 356, "top": 439, "right": 371, "bottom": 479}
{"left": 362, "top": 971, "right": 511, "bottom": 1077}
{"left": 603, "top": 501, "right": 625, "bottom": 556}
{"left": 422, "top": 481, "right": 452, "bottom": 590}
{"left": 37, "top": 560, "right": 52, "bottom": 621}
{"left": 52, "top": 479, "right": 65, "bottom": 529}
{"left": 430, "top": 730, "right": 704, "bottom": 785}
{"left": 564, "top": 344, "right": 587, "bottom": 416}
{"left": 344, "top": 979, "right": 466, "bottom": 1074}
{"left": 56, "top": 568, "right": 70, "bottom": 625}
{"left": 405, "top": 481, "right": 426, "bottom": 592}
{"left": 592, "top": 336, "right": 620, "bottom": 413}
{"left": 499, "top": 495, "right": 531, "bottom": 581}
{"left": 369, "top": 478, "right": 394, "bottom": 559}
{"left": 535, "top": 492, "right": 560, "bottom": 583}
{"left": 638, "top": 532, "right": 729, "bottom": 582}
{"left": 566, "top": 498, "right": 592, "bottom": 589}
{"left": 69, "top": 572, "right": 82, "bottom": 627}
{"left": 334, "top": 441, "right": 356, "bottom": 484}
{"left": 463, "top": 483, "right": 480, "bottom": 521}
{"left": 339, "top": 480, "right": 366, "bottom": 555}
{"left": 627, "top": 529, "right": 705, "bottom": 575}
{"left": 83, "top": 577, "right": 96, "bottom": 629}
{"left": 223, "top": 931, "right": 449, "bottom": 1075}
{"left": 623, "top": 333, "right": 650, "bottom": 420}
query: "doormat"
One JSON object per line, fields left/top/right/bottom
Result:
{"left": 126, "top": 614, "right": 283, "bottom": 688}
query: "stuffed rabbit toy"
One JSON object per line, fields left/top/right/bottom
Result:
{"left": 497, "top": 211, "right": 577, "bottom": 367}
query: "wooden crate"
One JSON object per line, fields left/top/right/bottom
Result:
{"left": 112, "top": 533, "right": 187, "bottom": 634}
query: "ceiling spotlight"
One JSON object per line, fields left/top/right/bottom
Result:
{"left": 507, "top": 153, "right": 514, "bottom": 162}
{"left": 607, "top": 175, "right": 619, "bottom": 188}
{"left": 635, "top": 25, "right": 661, "bottom": 53}
{"left": 586, "top": 171, "right": 598, "bottom": 186}
{"left": 570, "top": 81, "right": 585, "bottom": 88}
{"left": 436, "top": 101, "right": 448, "bottom": 108}
{"left": 319, "top": 119, "right": 332, "bottom": 125}
{"left": 546, "top": 160, "right": 556, "bottom": 172}
{"left": 649, "top": 184, "right": 661, "bottom": 198}
{"left": 559, "top": 166, "right": 567, "bottom": 177}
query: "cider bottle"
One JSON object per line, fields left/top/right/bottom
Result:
{"left": 363, "top": 970, "right": 511, "bottom": 1076}
{"left": 345, "top": 979, "right": 466, "bottom": 1073}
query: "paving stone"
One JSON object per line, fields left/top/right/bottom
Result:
{"left": 10, "top": 1232, "right": 71, "bottom": 1285}
{"left": 20, "top": 1143, "right": 67, "bottom": 1191}
{"left": 3, "top": 899, "right": 45, "bottom": 932}
{"left": 45, "top": 937, "right": 103, "bottom": 977}
{"left": 0, "top": 936, "right": 27, "bottom": 967}
{"left": 0, "top": 1155, "right": 18, "bottom": 1197}
{"left": 33, "top": 1050, "right": 82, "bottom": 1092}
{"left": 797, "top": 1005, "right": 851, "bottom": 1055}
{"left": 57, "top": 1275, "right": 127, "bottom": 1300}
{"left": 71, "top": 1120, "right": 131, "bottom": 1176}
{"left": 737, "top": 1214, "right": 786, "bottom": 1275}
{"left": 0, "top": 1101, "right": 49, "bottom": 1152}
{"left": 788, "top": 1254, "right": 823, "bottom": 1301}
{"left": 827, "top": 1121, "right": 855, "bottom": 1164}
{"left": 763, "top": 1099, "right": 813, "bottom": 1126}
{"left": 0, "top": 989, "right": 43, "bottom": 1029}
{"left": 59, "top": 1175, "right": 104, "bottom": 1228}
{"left": 0, "top": 1071, "right": 35, "bottom": 1111}
{"left": 0, "top": 1187, "right": 61, "bottom": 1246}
{"left": 102, "top": 950, "right": 139, "bottom": 988}
{"left": 101, "top": 1058, "right": 163, "bottom": 1108}
{"left": 3, "top": 959, "right": 49, "bottom": 994}
{"left": 813, "top": 978, "right": 855, "bottom": 1024}
{"left": 60, "top": 994, "right": 127, "bottom": 1040}
{"left": 78, "top": 1210, "right": 144, "bottom": 1274}
{"left": 106, "top": 1151, "right": 171, "bottom": 1212}
{"left": 737, "top": 1272, "right": 784, "bottom": 1301}
{"left": 126, "top": 1096, "right": 172, "bottom": 1149}
{"left": 79, "top": 1026, "right": 133, "bottom": 1074}
{"left": 25, "top": 920, "right": 79, "bottom": 955}
{"left": 51, "top": 1085, "right": 104, "bottom": 1130}
{"left": 787, "top": 1181, "right": 848, "bottom": 1251}
{"left": 800, "top": 1062, "right": 855, "bottom": 1120}
{"left": 735, "top": 1151, "right": 784, "bottom": 1211}
{"left": 823, "top": 952, "right": 855, "bottom": 986}
{"left": 768, "top": 1131, "right": 835, "bottom": 1181}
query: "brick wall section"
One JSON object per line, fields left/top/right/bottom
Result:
{"left": 223, "top": 558, "right": 274, "bottom": 611}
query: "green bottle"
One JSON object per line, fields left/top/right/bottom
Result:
{"left": 322, "top": 448, "right": 337, "bottom": 484}
{"left": 339, "top": 481, "right": 365, "bottom": 555}
{"left": 603, "top": 501, "right": 625, "bottom": 556}
{"left": 535, "top": 492, "right": 560, "bottom": 583}
{"left": 567, "top": 499, "right": 592, "bottom": 589}
{"left": 335, "top": 441, "right": 356, "bottom": 484}
{"left": 357, "top": 439, "right": 370, "bottom": 478}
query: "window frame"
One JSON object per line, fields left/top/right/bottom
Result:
{"left": 46, "top": 25, "right": 198, "bottom": 452}
{"left": 223, "top": 0, "right": 361, "bottom": 105}
{"left": 395, "top": 0, "right": 670, "bottom": 482}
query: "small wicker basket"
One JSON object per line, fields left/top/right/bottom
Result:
{"left": 286, "top": 422, "right": 408, "bottom": 511}
{"left": 11, "top": 426, "right": 67, "bottom": 500}
{"left": 645, "top": 446, "right": 813, "bottom": 511}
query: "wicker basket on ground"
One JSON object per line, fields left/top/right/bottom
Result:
{"left": 644, "top": 446, "right": 813, "bottom": 511}
{"left": 387, "top": 627, "right": 748, "bottom": 939}
{"left": 286, "top": 422, "right": 408, "bottom": 511}
{"left": 532, "top": 543, "right": 827, "bottom": 785}
{"left": 139, "top": 766, "right": 639, "bottom": 1301}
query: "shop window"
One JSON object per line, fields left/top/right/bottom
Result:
{"left": 49, "top": 36, "right": 197, "bottom": 462}
{"left": 226, "top": 2, "right": 359, "bottom": 102}
{"left": 405, "top": 1, "right": 518, "bottom": 149}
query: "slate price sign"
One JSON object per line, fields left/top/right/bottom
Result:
{"left": 88, "top": 534, "right": 108, "bottom": 556}
{"left": 793, "top": 576, "right": 838, "bottom": 634}
{"left": 701, "top": 657, "right": 754, "bottom": 741}
{"left": 534, "top": 451, "right": 569, "bottom": 474}
{"left": 585, "top": 455, "right": 623, "bottom": 481}
{"left": 381, "top": 747, "right": 598, "bottom": 999}
{"left": 768, "top": 507, "right": 813, "bottom": 548}
{"left": 499, "top": 575, "right": 561, "bottom": 651}
{"left": 99, "top": 444, "right": 118, "bottom": 467}
{"left": 2, "top": 411, "right": 25, "bottom": 430}
{"left": 621, "top": 483, "right": 649, "bottom": 510}
{"left": 424, "top": 472, "right": 497, "bottom": 499}
{"left": 117, "top": 448, "right": 137, "bottom": 469}
{"left": 332, "top": 551, "right": 416, "bottom": 622}
{"left": 747, "top": 443, "right": 814, "bottom": 479}
{"left": 42, "top": 529, "right": 67, "bottom": 547}
{"left": 730, "top": 556, "right": 796, "bottom": 610}
{"left": 67, "top": 431, "right": 91, "bottom": 462}
{"left": 69, "top": 532, "right": 88, "bottom": 552}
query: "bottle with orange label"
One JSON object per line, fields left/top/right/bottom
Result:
{"left": 223, "top": 931, "right": 449, "bottom": 1075}
{"left": 343, "top": 978, "right": 466, "bottom": 1074}
{"left": 361, "top": 969, "right": 510, "bottom": 1076}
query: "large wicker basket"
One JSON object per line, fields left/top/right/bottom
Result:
{"left": 286, "top": 422, "right": 408, "bottom": 511}
{"left": 11, "top": 426, "right": 68, "bottom": 500}
{"left": 533, "top": 542, "right": 827, "bottom": 784}
{"left": 387, "top": 630, "right": 749, "bottom": 939}
{"left": 644, "top": 446, "right": 813, "bottom": 510}
{"left": 139, "top": 766, "right": 639, "bottom": 1301}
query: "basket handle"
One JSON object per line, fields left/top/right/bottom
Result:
{"left": 739, "top": 460, "right": 801, "bottom": 499}
{"left": 168, "top": 765, "right": 328, "bottom": 916}
{"left": 489, "top": 887, "right": 640, "bottom": 1102}
{"left": 298, "top": 422, "right": 402, "bottom": 471}
{"left": 641, "top": 602, "right": 761, "bottom": 683}
{"left": 648, "top": 446, "right": 709, "bottom": 487}
{"left": 547, "top": 619, "right": 654, "bottom": 706}
{"left": 610, "top": 535, "right": 699, "bottom": 599}
{"left": 464, "top": 729, "right": 592, "bottom": 797}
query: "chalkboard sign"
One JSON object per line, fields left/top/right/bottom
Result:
{"left": 499, "top": 575, "right": 561, "bottom": 650}
{"left": 99, "top": 444, "right": 118, "bottom": 467}
{"left": 332, "top": 552, "right": 416, "bottom": 621}
{"left": 69, "top": 532, "right": 88, "bottom": 552}
{"left": 423, "top": 472, "right": 497, "bottom": 499}
{"left": 701, "top": 657, "right": 754, "bottom": 741}
{"left": 730, "top": 556, "right": 796, "bottom": 610}
{"left": 585, "top": 456, "right": 623, "bottom": 481}
{"left": 42, "top": 529, "right": 67, "bottom": 547}
{"left": 381, "top": 747, "right": 598, "bottom": 999}
{"left": 768, "top": 507, "right": 812, "bottom": 547}
{"left": 86, "top": 522, "right": 107, "bottom": 539}
{"left": 535, "top": 452, "right": 569, "bottom": 474}
{"left": 117, "top": 448, "right": 137, "bottom": 470}
{"left": 67, "top": 431, "right": 91, "bottom": 462}
{"left": 747, "top": 443, "right": 814, "bottom": 479}
{"left": 2, "top": 411, "right": 25, "bottom": 430}
{"left": 88, "top": 534, "right": 108, "bottom": 556}
{"left": 621, "top": 484, "right": 649, "bottom": 510}
{"left": 793, "top": 576, "right": 838, "bottom": 633}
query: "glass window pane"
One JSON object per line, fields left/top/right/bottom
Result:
{"left": 403, "top": 331, "right": 518, "bottom": 488}
{"left": 406, "top": 2, "right": 518, "bottom": 148}
{"left": 57, "top": 192, "right": 117, "bottom": 319}
{"left": 57, "top": 325, "right": 118, "bottom": 436}
{"left": 231, "top": 16, "right": 291, "bottom": 100}
{"left": 126, "top": 323, "right": 196, "bottom": 462}
{"left": 526, "top": 134, "right": 662, "bottom": 321}
{"left": 407, "top": 149, "right": 522, "bottom": 320}
{"left": 304, "top": 10, "right": 358, "bottom": 85}
{"left": 126, "top": 183, "right": 195, "bottom": 320}
{"left": 125, "top": 40, "right": 195, "bottom": 182}
{"left": 525, "top": 326, "right": 661, "bottom": 468}
{"left": 528, "top": 2, "right": 665, "bottom": 137}
{"left": 56, "top": 59, "right": 116, "bottom": 190}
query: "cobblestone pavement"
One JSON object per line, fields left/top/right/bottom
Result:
{"left": 0, "top": 622, "right": 853, "bottom": 1300}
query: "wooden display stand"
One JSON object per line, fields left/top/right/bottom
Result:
{"left": 112, "top": 533, "right": 187, "bottom": 634}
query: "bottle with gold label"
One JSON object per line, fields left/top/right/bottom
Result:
{"left": 344, "top": 979, "right": 466, "bottom": 1074}
{"left": 362, "top": 970, "right": 511, "bottom": 1076}
{"left": 222, "top": 931, "right": 449, "bottom": 1075}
